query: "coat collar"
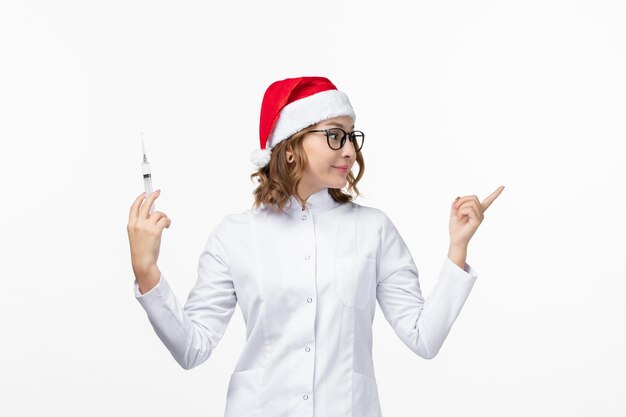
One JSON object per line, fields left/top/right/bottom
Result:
{"left": 286, "top": 187, "right": 339, "bottom": 212}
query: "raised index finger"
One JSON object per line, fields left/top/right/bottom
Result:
{"left": 480, "top": 185, "right": 505, "bottom": 212}
{"left": 139, "top": 189, "right": 160, "bottom": 218}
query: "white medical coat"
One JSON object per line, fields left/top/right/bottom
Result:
{"left": 134, "top": 187, "right": 478, "bottom": 417}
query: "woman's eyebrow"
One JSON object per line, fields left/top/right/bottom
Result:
{"left": 325, "top": 121, "right": 355, "bottom": 129}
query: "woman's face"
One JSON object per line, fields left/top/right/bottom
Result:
{"left": 297, "top": 115, "right": 357, "bottom": 191}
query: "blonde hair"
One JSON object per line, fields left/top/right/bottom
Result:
{"left": 250, "top": 126, "right": 365, "bottom": 213}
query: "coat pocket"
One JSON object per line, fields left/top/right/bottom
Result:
{"left": 335, "top": 256, "right": 376, "bottom": 309}
{"left": 224, "top": 368, "right": 262, "bottom": 417}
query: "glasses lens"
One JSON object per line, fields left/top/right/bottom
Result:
{"left": 326, "top": 128, "right": 344, "bottom": 150}
{"left": 350, "top": 131, "right": 364, "bottom": 152}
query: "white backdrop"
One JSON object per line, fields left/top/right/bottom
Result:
{"left": 1, "top": 0, "right": 625, "bottom": 416}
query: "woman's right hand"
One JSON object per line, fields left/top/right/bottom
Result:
{"left": 127, "top": 189, "right": 171, "bottom": 281}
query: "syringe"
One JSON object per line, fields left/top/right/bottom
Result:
{"left": 140, "top": 132, "right": 156, "bottom": 214}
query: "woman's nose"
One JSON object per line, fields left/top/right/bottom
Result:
{"left": 341, "top": 140, "right": 357, "bottom": 157}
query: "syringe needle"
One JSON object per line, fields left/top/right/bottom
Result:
{"left": 141, "top": 132, "right": 148, "bottom": 163}
{"left": 140, "top": 132, "right": 155, "bottom": 214}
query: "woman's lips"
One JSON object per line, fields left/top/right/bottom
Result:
{"left": 333, "top": 166, "right": 349, "bottom": 172}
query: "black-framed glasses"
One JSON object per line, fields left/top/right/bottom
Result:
{"left": 308, "top": 128, "right": 365, "bottom": 152}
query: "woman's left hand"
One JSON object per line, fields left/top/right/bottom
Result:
{"left": 449, "top": 185, "right": 505, "bottom": 247}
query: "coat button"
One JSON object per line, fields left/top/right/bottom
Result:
{"left": 301, "top": 214, "right": 307, "bottom": 220}
{"left": 304, "top": 255, "right": 310, "bottom": 260}
{"left": 307, "top": 297, "right": 313, "bottom": 303}
{"left": 305, "top": 347, "right": 310, "bottom": 352}
{"left": 303, "top": 394, "right": 309, "bottom": 400}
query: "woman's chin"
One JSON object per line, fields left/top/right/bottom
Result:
{"left": 322, "top": 172, "right": 349, "bottom": 188}
{"left": 332, "top": 178, "right": 348, "bottom": 188}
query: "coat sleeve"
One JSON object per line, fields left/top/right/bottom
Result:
{"left": 133, "top": 218, "right": 237, "bottom": 370}
{"left": 376, "top": 213, "right": 478, "bottom": 359}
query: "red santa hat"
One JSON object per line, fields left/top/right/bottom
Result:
{"left": 251, "top": 76, "right": 356, "bottom": 168}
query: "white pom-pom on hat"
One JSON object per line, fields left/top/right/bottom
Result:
{"left": 251, "top": 147, "right": 272, "bottom": 168}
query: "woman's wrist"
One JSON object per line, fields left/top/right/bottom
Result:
{"left": 447, "top": 243, "right": 468, "bottom": 270}
{"left": 134, "top": 264, "right": 161, "bottom": 294}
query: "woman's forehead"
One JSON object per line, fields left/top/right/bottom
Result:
{"left": 320, "top": 117, "right": 355, "bottom": 130}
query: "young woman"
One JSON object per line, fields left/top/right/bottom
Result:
{"left": 127, "top": 76, "right": 504, "bottom": 417}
